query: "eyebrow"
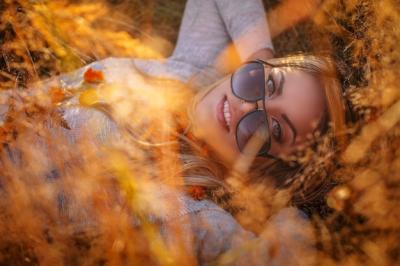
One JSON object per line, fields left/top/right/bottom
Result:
{"left": 281, "top": 114, "right": 297, "bottom": 144}
{"left": 275, "top": 72, "right": 296, "bottom": 144}
{"left": 277, "top": 70, "right": 285, "bottom": 96}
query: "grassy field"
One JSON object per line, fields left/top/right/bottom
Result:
{"left": 0, "top": 0, "right": 399, "bottom": 265}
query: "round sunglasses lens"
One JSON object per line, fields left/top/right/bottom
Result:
{"left": 236, "top": 111, "right": 270, "bottom": 155}
{"left": 232, "top": 62, "right": 265, "bottom": 101}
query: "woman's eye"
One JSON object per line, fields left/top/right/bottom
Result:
{"left": 266, "top": 76, "right": 275, "bottom": 97}
{"left": 271, "top": 118, "right": 282, "bottom": 142}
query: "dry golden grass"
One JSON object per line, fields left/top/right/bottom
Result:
{"left": 0, "top": 0, "right": 399, "bottom": 265}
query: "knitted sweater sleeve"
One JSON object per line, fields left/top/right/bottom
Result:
{"left": 171, "top": 0, "right": 273, "bottom": 70}
{"left": 214, "top": 0, "right": 274, "bottom": 60}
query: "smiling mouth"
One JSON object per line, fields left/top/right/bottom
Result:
{"left": 217, "top": 95, "right": 231, "bottom": 132}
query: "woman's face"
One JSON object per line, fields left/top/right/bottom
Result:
{"left": 193, "top": 65, "right": 326, "bottom": 164}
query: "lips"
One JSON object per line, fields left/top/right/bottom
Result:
{"left": 216, "top": 95, "right": 231, "bottom": 132}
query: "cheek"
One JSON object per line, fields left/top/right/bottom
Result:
{"left": 192, "top": 100, "right": 210, "bottom": 140}
{"left": 287, "top": 78, "right": 325, "bottom": 127}
{"left": 193, "top": 89, "right": 218, "bottom": 130}
{"left": 191, "top": 80, "right": 240, "bottom": 164}
{"left": 298, "top": 97, "right": 325, "bottom": 132}
{"left": 193, "top": 79, "right": 229, "bottom": 130}
{"left": 290, "top": 100, "right": 325, "bottom": 144}
{"left": 297, "top": 112, "right": 323, "bottom": 138}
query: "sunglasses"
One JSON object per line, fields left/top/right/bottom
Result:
{"left": 231, "top": 60, "right": 279, "bottom": 159}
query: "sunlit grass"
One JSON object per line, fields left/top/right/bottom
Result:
{"left": 0, "top": 0, "right": 399, "bottom": 265}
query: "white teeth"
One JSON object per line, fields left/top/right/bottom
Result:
{"left": 223, "top": 100, "right": 231, "bottom": 128}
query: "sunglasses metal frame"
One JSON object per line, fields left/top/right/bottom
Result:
{"left": 231, "top": 59, "right": 280, "bottom": 159}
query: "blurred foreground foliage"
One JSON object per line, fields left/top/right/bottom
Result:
{"left": 0, "top": 0, "right": 176, "bottom": 90}
{"left": 0, "top": 0, "right": 399, "bottom": 265}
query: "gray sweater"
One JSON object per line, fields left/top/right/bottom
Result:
{"left": 134, "top": 0, "right": 274, "bottom": 86}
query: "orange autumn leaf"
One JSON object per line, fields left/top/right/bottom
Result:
{"left": 84, "top": 68, "right": 104, "bottom": 83}
{"left": 49, "top": 87, "right": 66, "bottom": 103}
{"left": 188, "top": 186, "right": 205, "bottom": 200}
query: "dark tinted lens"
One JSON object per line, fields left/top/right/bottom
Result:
{"left": 232, "top": 62, "right": 265, "bottom": 102}
{"left": 236, "top": 110, "right": 271, "bottom": 155}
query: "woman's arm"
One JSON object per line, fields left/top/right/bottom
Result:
{"left": 214, "top": 0, "right": 274, "bottom": 61}
{"left": 162, "top": 197, "right": 316, "bottom": 265}
{"left": 171, "top": 0, "right": 273, "bottom": 74}
{"left": 210, "top": 208, "right": 315, "bottom": 265}
{"left": 215, "top": 208, "right": 316, "bottom": 266}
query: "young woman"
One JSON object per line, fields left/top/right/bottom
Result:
{"left": 0, "top": 0, "right": 346, "bottom": 265}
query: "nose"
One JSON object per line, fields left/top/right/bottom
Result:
{"left": 237, "top": 99, "right": 258, "bottom": 114}
{"left": 263, "top": 97, "right": 281, "bottom": 115}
